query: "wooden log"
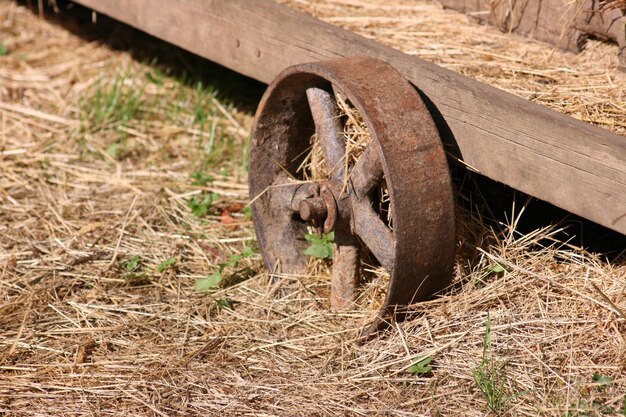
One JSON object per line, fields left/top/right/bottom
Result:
{"left": 71, "top": 0, "right": 626, "bottom": 235}
{"left": 437, "top": 0, "right": 626, "bottom": 68}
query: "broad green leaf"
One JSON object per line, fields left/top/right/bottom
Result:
{"left": 407, "top": 356, "right": 433, "bottom": 375}
{"left": 156, "top": 257, "right": 177, "bottom": 272}
{"left": 240, "top": 246, "right": 257, "bottom": 257}
{"left": 224, "top": 246, "right": 257, "bottom": 269}
{"left": 187, "top": 193, "right": 219, "bottom": 217}
{"left": 303, "top": 243, "right": 333, "bottom": 259}
{"left": 303, "top": 232, "right": 334, "bottom": 259}
{"left": 121, "top": 255, "right": 141, "bottom": 272}
{"left": 195, "top": 272, "right": 222, "bottom": 292}
{"left": 488, "top": 263, "right": 505, "bottom": 274}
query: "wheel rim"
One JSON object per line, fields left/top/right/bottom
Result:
{"left": 249, "top": 57, "right": 456, "bottom": 336}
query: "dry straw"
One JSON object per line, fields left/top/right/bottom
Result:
{"left": 1, "top": 1, "right": 625, "bottom": 416}
{"left": 602, "top": 0, "right": 626, "bottom": 10}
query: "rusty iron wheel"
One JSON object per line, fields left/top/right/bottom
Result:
{"left": 249, "top": 57, "right": 456, "bottom": 337}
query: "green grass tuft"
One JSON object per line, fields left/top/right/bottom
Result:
{"left": 472, "top": 313, "right": 509, "bottom": 413}
{"left": 82, "top": 71, "right": 145, "bottom": 130}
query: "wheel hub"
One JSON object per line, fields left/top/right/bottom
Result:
{"left": 297, "top": 184, "right": 339, "bottom": 234}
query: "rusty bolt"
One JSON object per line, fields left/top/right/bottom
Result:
{"left": 298, "top": 197, "right": 328, "bottom": 221}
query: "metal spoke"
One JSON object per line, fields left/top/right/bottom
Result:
{"left": 351, "top": 200, "right": 395, "bottom": 272}
{"left": 306, "top": 87, "right": 345, "bottom": 181}
{"left": 349, "top": 144, "right": 383, "bottom": 199}
{"left": 330, "top": 242, "right": 360, "bottom": 310}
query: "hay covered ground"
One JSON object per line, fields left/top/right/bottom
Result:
{"left": 1, "top": 1, "right": 625, "bottom": 416}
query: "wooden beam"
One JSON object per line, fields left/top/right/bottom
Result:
{"left": 71, "top": 0, "right": 626, "bottom": 235}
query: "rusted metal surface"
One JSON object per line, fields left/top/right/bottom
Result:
{"left": 306, "top": 88, "right": 346, "bottom": 180}
{"left": 298, "top": 197, "right": 328, "bottom": 222}
{"left": 249, "top": 57, "right": 456, "bottom": 336}
{"left": 330, "top": 244, "right": 360, "bottom": 309}
{"left": 438, "top": 0, "right": 626, "bottom": 70}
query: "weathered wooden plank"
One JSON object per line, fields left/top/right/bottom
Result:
{"left": 71, "top": 0, "right": 626, "bottom": 235}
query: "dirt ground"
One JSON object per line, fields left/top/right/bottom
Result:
{"left": 1, "top": 1, "right": 625, "bottom": 416}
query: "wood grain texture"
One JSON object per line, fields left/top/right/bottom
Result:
{"left": 72, "top": 0, "right": 626, "bottom": 235}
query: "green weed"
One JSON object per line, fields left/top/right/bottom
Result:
{"left": 242, "top": 206, "right": 253, "bottom": 220}
{"left": 121, "top": 255, "right": 142, "bottom": 273}
{"left": 106, "top": 142, "right": 121, "bottom": 159}
{"left": 195, "top": 246, "right": 257, "bottom": 292}
{"left": 187, "top": 82, "right": 245, "bottom": 169}
{"left": 190, "top": 172, "right": 215, "bottom": 186}
{"left": 0, "top": 43, "right": 8, "bottom": 56}
{"left": 592, "top": 372, "right": 613, "bottom": 388}
{"left": 407, "top": 356, "right": 433, "bottom": 376}
{"left": 156, "top": 257, "right": 177, "bottom": 273}
{"left": 487, "top": 263, "right": 506, "bottom": 274}
{"left": 193, "top": 82, "right": 216, "bottom": 125}
{"left": 195, "top": 272, "right": 221, "bottom": 292}
{"left": 563, "top": 400, "right": 588, "bottom": 417}
{"left": 119, "top": 255, "right": 149, "bottom": 284}
{"left": 561, "top": 374, "right": 622, "bottom": 416}
{"left": 304, "top": 232, "right": 334, "bottom": 259}
{"left": 215, "top": 298, "right": 233, "bottom": 310}
{"left": 186, "top": 192, "right": 220, "bottom": 217}
{"left": 82, "top": 71, "right": 145, "bottom": 130}
{"left": 472, "top": 312, "right": 509, "bottom": 413}
{"left": 474, "top": 262, "right": 506, "bottom": 288}
{"left": 185, "top": 82, "right": 219, "bottom": 170}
